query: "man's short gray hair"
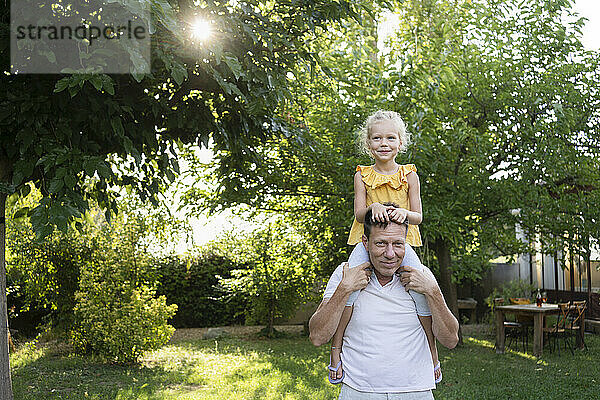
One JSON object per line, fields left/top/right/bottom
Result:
{"left": 363, "top": 202, "right": 409, "bottom": 239}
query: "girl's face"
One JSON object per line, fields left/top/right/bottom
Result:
{"left": 368, "top": 120, "right": 401, "bottom": 162}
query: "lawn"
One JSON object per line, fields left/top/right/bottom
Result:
{"left": 10, "top": 325, "right": 600, "bottom": 400}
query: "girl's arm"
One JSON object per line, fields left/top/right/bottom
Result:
{"left": 406, "top": 171, "right": 423, "bottom": 225}
{"left": 387, "top": 171, "right": 423, "bottom": 225}
{"left": 354, "top": 171, "right": 388, "bottom": 223}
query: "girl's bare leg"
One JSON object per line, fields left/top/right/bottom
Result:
{"left": 329, "top": 306, "right": 352, "bottom": 381}
{"left": 418, "top": 315, "right": 441, "bottom": 382}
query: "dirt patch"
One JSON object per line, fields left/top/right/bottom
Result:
{"left": 461, "top": 323, "right": 493, "bottom": 337}
{"left": 165, "top": 384, "right": 209, "bottom": 393}
{"left": 169, "top": 325, "right": 305, "bottom": 342}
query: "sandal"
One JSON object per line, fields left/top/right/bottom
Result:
{"left": 328, "top": 360, "right": 345, "bottom": 384}
{"left": 434, "top": 361, "right": 442, "bottom": 384}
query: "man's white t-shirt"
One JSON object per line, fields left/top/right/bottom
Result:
{"left": 323, "top": 246, "right": 435, "bottom": 393}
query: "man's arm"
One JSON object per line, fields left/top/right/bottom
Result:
{"left": 398, "top": 265, "right": 459, "bottom": 349}
{"left": 309, "top": 262, "right": 370, "bottom": 346}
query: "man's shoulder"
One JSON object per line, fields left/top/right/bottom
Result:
{"left": 331, "top": 263, "right": 344, "bottom": 277}
{"left": 401, "top": 244, "right": 422, "bottom": 270}
{"left": 322, "top": 263, "right": 345, "bottom": 300}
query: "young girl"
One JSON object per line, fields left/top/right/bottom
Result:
{"left": 328, "top": 110, "right": 441, "bottom": 385}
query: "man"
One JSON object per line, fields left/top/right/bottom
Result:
{"left": 309, "top": 209, "right": 459, "bottom": 399}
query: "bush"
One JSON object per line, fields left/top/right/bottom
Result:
{"left": 70, "top": 212, "right": 177, "bottom": 363}
{"left": 154, "top": 253, "right": 248, "bottom": 328}
{"left": 6, "top": 196, "right": 91, "bottom": 333}
{"left": 71, "top": 280, "right": 176, "bottom": 363}
{"left": 485, "top": 279, "right": 537, "bottom": 317}
{"left": 72, "top": 281, "right": 176, "bottom": 363}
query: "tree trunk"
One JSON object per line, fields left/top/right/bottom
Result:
{"left": 0, "top": 192, "right": 14, "bottom": 400}
{"left": 268, "top": 296, "right": 275, "bottom": 338}
{"left": 365, "top": 9, "right": 378, "bottom": 64}
{"left": 433, "top": 237, "right": 462, "bottom": 345}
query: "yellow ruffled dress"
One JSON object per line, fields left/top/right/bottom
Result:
{"left": 347, "top": 164, "right": 422, "bottom": 247}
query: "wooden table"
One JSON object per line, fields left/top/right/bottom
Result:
{"left": 458, "top": 298, "right": 477, "bottom": 323}
{"left": 495, "top": 303, "right": 585, "bottom": 357}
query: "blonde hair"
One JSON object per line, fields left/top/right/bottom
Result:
{"left": 358, "top": 110, "right": 410, "bottom": 156}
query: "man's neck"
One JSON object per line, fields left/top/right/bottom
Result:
{"left": 374, "top": 270, "right": 393, "bottom": 286}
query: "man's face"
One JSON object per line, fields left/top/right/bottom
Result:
{"left": 362, "top": 222, "right": 406, "bottom": 280}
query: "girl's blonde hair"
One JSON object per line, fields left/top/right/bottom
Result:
{"left": 358, "top": 110, "right": 410, "bottom": 156}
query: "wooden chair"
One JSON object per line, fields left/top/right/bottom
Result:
{"left": 543, "top": 302, "right": 572, "bottom": 355}
{"left": 495, "top": 298, "right": 527, "bottom": 352}
{"left": 510, "top": 298, "right": 533, "bottom": 350}
{"left": 568, "top": 301, "right": 587, "bottom": 351}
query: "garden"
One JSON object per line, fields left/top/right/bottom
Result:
{"left": 11, "top": 325, "right": 600, "bottom": 399}
{"left": 2, "top": 0, "right": 600, "bottom": 399}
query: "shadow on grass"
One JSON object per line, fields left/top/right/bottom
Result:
{"left": 23, "top": 329, "right": 598, "bottom": 400}
{"left": 171, "top": 333, "right": 336, "bottom": 399}
{"left": 434, "top": 332, "right": 600, "bottom": 400}
{"left": 11, "top": 332, "right": 337, "bottom": 400}
{"left": 11, "top": 343, "right": 201, "bottom": 400}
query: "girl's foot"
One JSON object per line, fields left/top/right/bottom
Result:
{"left": 328, "top": 348, "right": 344, "bottom": 384}
{"left": 434, "top": 361, "right": 442, "bottom": 384}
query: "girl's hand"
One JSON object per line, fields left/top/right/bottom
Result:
{"left": 387, "top": 207, "right": 409, "bottom": 223}
{"left": 370, "top": 203, "right": 389, "bottom": 223}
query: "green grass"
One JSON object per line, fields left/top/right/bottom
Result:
{"left": 10, "top": 326, "right": 600, "bottom": 399}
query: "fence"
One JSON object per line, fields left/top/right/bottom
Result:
{"left": 545, "top": 289, "right": 600, "bottom": 320}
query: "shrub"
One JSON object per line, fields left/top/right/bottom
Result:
{"left": 6, "top": 199, "right": 91, "bottom": 333}
{"left": 70, "top": 212, "right": 177, "bottom": 363}
{"left": 71, "top": 275, "right": 176, "bottom": 363}
{"left": 72, "top": 281, "right": 176, "bottom": 363}
{"left": 154, "top": 253, "right": 248, "bottom": 328}
{"left": 485, "top": 279, "right": 537, "bottom": 318}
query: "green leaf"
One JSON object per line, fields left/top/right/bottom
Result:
{"left": 12, "top": 159, "right": 36, "bottom": 186}
{"left": 64, "top": 174, "right": 77, "bottom": 189}
{"left": 132, "top": 72, "right": 145, "bottom": 83}
{"left": 111, "top": 117, "right": 125, "bottom": 137}
{"left": 171, "top": 63, "right": 188, "bottom": 86}
{"left": 12, "top": 206, "right": 30, "bottom": 220}
{"left": 102, "top": 76, "right": 115, "bottom": 95}
{"left": 83, "top": 159, "right": 96, "bottom": 176}
{"left": 40, "top": 49, "right": 56, "bottom": 63}
{"left": 54, "top": 78, "right": 69, "bottom": 93}
{"left": 49, "top": 178, "right": 64, "bottom": 193}
{"left": 223, "top": 55, "right": 243, "bottom": 80}
{"left": 19, "top": 183, "right": 31, "bottom": 198}
{"left": 35, "top": 224, "right": 53, "bottom": 241}
{"left": 213, "top": 42, "right": 223, "bottom": 65}
{"left": 68, "top": 85, "right": 80, "bottom": 98}
{"left": 97, "top": 163, "right": 112, "bottom": 179}
{"left": 90, "top": 76, "right": 103, "bottom": 91}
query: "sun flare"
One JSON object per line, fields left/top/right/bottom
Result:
{"left": 191, "top": 18, "right": 212, "bottom": 41}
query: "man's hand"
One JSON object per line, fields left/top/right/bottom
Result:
{"left": 397, "top": 265, "right": 437, "bottom": 295}
{"left": 341, "top": 262, "right": 371, "bottom": 293}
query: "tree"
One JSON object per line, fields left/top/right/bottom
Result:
{"left": 181, "top": 4, "right": 387, "bottom": 275}
{"left": 1, "top": 0, "right": 364, "bottom": 395}
{"left": 219, "top": 222, "right": 317, "bottom": 337}
{"left": 384, "top": 0, "right": 600, "bottom": 325}
{"left": 183, "top": 0, "right": 600, "bottom": 341}
{"left": 5, "top": 188, "right": 185, "bottom": 333}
